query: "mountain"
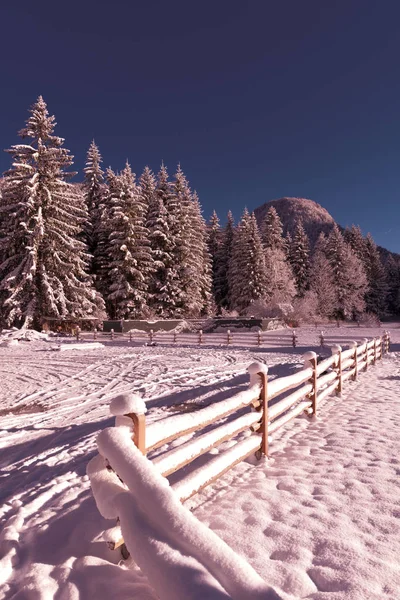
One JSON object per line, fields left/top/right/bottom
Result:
{"left": 254, "top": 197, "right": 336, "bottom": 247}
{"left": 253, "top": 197, "right": 398, "bottom": 261}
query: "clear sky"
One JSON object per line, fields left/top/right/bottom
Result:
{"left": 1, "top": 1, "right": 399, "bottom": 251}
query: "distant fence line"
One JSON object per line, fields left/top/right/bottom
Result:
{"left": 74, "top": 327, "right": 392, "bottom": 350}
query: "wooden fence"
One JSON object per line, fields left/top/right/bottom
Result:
{"left": 121, "top": 334, "right": 390, "bottom": 498}
{"left": 78, "top": 327, "right": 392, "bottom": 349}
{"left": 108, "top": 333, "right": 390, "bottom": 551}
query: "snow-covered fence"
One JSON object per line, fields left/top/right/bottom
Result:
{"left": 118, "top": 333, "right": 390, "bottom": 498}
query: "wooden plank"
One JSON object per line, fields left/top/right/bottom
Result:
{"left": 268, "top": 383, "right": 313, "bottom": 421}
{"left": 317, "top": 370, "right": 337, "bottom": 389}
{"left": 145, "top": 385, "right": 261, "bottom": 451}
{"left": 152, "top": 412, "right": 261, "bottom": 477}
{"left": 342, "top": 368, "right": 356, "bottom": 383}
{"left": 268, "top": 367, "right": 313, "bottom": 400}
{"left": 317, "top": 380, "right": 338, "bottom": 403}
{"left": 316, "top": 354, "right": 337, "bottom": 376}
{"left": 172, "top": 436, "right": 262, "bottom": 502}
{"left": 268, "top": 400, "right": 312, "bottom": 434}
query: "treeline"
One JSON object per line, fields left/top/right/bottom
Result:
{"left": 0, "top": 97, "right": 399, "bottom": 328}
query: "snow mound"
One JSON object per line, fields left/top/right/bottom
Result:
{"left": 0, "top": 339, "right": 19, "bottom": 347}
{"left": 51, "top": 342, "right": 104, "bottom": 351}
{"left": 110, "top": 393, "right": 147, "bottom": 416}
{"left": 0, "top": 328, "right": 49, "bottom": 342}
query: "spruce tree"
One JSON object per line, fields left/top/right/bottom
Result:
{"left": 363, "top": 234, "right": 388, "bottom": 317}
{"left": 0, "top": 97, "right": 104, "bottom": 328}
{"left": 228, "top": 210, "right": 267, "bottom": 313}
{"left": 325, "top": 225, "right": 367, "bottom": 319}
{"left": 289, "top": 221, "right": 310, "bottom": 297}
{"left": 386, "top": 255, "right": 400, "bottom": 315}
{"left": 261, "top": 206, "right": 285, "bottom": 252}
{"left": 105, "top": 164, "right": 152, "bottom": 319}
{"left": 216, "top": 210, "right": 235, "bottom": 311}
{"left": 309, "top": 233, "right": 336, "bottom": 318}
{"left": 344, "top": 225, "right": 366, "bottom": 262}
{"left": 148, "top": 164, "right": 181, "bottom": 317}
{"left": 208, "top": 210, "right": 224, "bottom": 310}
{"left": 140, "top": 166, "right": 157, "bottom": 217}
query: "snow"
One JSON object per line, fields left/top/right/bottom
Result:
{"left": 110, "top": 392, "right": 147, "bottom": 416}
{"left": 51, "top": 341, "right": 104, "bottom": 351}
{"left": 1, "top": 325, "right": 399, "bottom": 599}
{"left": 92, "top": 426, "right": 279, "bottom": 599}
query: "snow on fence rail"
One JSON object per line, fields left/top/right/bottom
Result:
{"left": 90, "top": 332, "right": 390, "bottom": 563}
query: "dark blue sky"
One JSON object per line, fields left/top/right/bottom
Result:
{"left": 1, "top": 1, "right": 400, "bottom": 251}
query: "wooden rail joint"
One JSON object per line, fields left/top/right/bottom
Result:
{"left": 247, "top": 362, "right": 269, "bottom": 458}
{"left": 303, "top": 351, "right": 318, "bottom": 416}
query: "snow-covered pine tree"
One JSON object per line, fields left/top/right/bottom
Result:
{"left": 169, "top": 166, "right": 211, "bottom": 317}
{"left": 228, "top": 209, "right": 268, "bottom": 313}
{"left": 288, "top": 221, "right": 310, "bottom": 297}
{"left": 83, "top": 140, "right": 105, "bottom": 253}
{"left": 325, "top": 224, "right": 368, "bottom": 319}
{"left": 104, "top": 163, "right": 153, "bottom": 319}
{"left": 344, "top": 225, "right": 366, "bottom": 262}
{"left": 140, "top": 166, "right": 157, "bottom": 216}
{"left": 261, "top": 206, "right": 285, "bottom": 252}
{"left": 208, "top": 210, "right": 224, "bottom": 310}
{"left": 215, "top": 210, "right": 234, "bottom": 311}
{"left": 0, "top": 96, "right": 104, "bottom": 328}
{"left": 309, "top": 233, "right": 336, "bottom": 318}
{"left": 385, "top": 254, "right": 400, "bottom": 315}
{"left": 363, "top": 233, "right": 388, "bottom": 317}
{"left": 147, "top": 164, "right": 181, "bottom": 317}
{"left": 191, "top": 191, "right": 212, "bottom": 315}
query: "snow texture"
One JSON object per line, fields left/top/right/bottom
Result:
{"left": 1, "top": 325, "right": 399, "bottom": 599}
{"left": 110, "top": 392, "right": 147, "bottom": 416}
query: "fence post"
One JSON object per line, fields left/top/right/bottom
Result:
{"left": 361, "top": 338, "right": 368, "bottom": 370}
{"left": 292, "top": 330, "right": 297, "bottom": 348}
{"left": 129, "top": 330, "right": 133, "bottom": 343}
{"left": 94, "top": 328, "right": 97, "bottom": 341}
{"left": 127, "top": 412, "right": 146, "bottom": 455}
{"left": 331, "top": 344, "right": 342, "bottom": 396}
{"left": 110, "top": 328, "right": 114, "bottom": 341}
{"left": 349, "top": 341, "right": 358, "bottom": 380}
{"left": 386, "top": 331, "right": 391, "bottom": 353}
{"left": 319, "top": 330, "right": 325, "bottom": 347}
{"left": 173, "top": 331, "right": 177, "bottom": 344}
{"left": 257, "top": 330, "right": 262, "bottom": 347}
{"left": 248, "top": 363, "right": 269, "bottom": 457}
{"left": 198, "top": 329, "right": 203, "bottom": 344}
{"left": 373, "top": 338, "right": 377, "bottom": 365}
{"left": 227, "top": 329, "right": 231, "bottom": 345}
{"left": 76, "top": 326, "right": 80, "bottom": 341}
{"left": 303, "top": 351, "right": 318, "bottom": 416}
{"left": 149, "top": 329, "right": 154, "bottom": 344}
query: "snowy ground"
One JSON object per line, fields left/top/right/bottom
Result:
{"left": 1, "top": 326, "right": 399, "bottom": 599}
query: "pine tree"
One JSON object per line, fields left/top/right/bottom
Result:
{"left": 363, "top": 234, "right": 388, "bottom": 317}
{"left": 140, "top": 166, "right": 157, "bottom": 217}
{"left": 147, "top": 164, "right": 181, "bottom": 317}
{"left": 208, "top": 210, "right": 224, "bottom": 310}
{"left": 264, "top": 247, "right": 296, "bottom": 304}
{"left": 0, "top": 96, "right": 104, "bottom": 328}
{"left": 325, "top": 225, "right": 367, "bottom": 319}
{"left": 191, "top": 192, "right": 212, "bottom": 315}
{"left": 216, "top": 210, "right": 235, "bottom": 311}
{"left": 261, "top": 206, "right": 285, "bottom": 252}
{"left": 309, "top": 233, "right": 336, "bottom": 318}
{"left": 228, "top": 210, "right": 268, "bottom": 313}
{"left": 386, "top": 255, "right": 400, "bottom": 315}
{"left": 344, "top": 225, "right": 366, "bottom": 262}
{"left": 104, "top": 163, "right": 153, "bottom": 319}
{"left": 83, "top": 141, "right": 105, "bottom": 253}
{"left": 288, "top": 221, "right": 310, "bottom": 297}
{"left": 170, "top": 166, "right": 211, "bottom": 317}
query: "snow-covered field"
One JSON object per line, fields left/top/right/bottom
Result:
{"left": 1, "top": 326, "right": 399, "bottom": 599}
